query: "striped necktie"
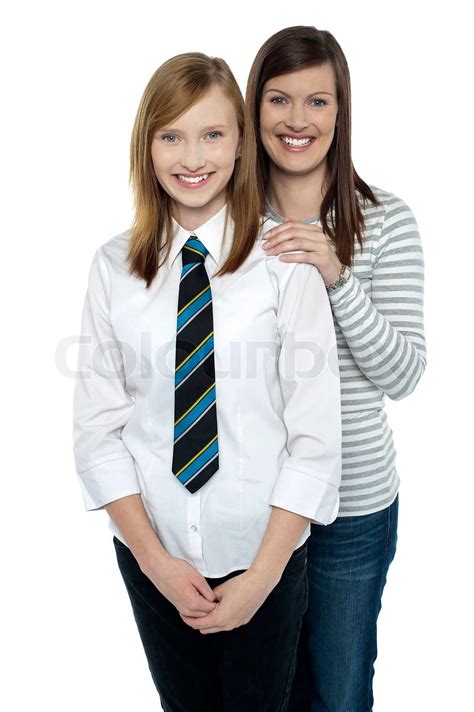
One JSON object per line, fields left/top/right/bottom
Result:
{"left": 172, "top": 235, "right": 219, "bottom": 493}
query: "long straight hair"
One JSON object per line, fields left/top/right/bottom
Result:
{"left": 129, "top": 53, "right": 262, "bottom": 288}
{"left": 246, "top": 26, "right": 379, "bottom": 267}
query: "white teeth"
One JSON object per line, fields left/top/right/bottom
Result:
{"left": 280, "top": 136, "right": 312, "bottom": 147}
{"left": 178, "top": 173, "right": 209, "bottom": 184}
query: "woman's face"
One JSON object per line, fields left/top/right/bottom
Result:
{"left": 259, "top": 63, "right": 338, "bottom": 179}
{"left": 151, "top": 84, "right": 241, "bottom": 227}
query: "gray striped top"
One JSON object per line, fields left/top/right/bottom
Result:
{"left": 266, "top": 185, "right": 426, "bottom": 517}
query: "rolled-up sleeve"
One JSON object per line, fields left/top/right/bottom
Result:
{"left": 268, "top": 261, "right": 342, "bottom": 524}
{"left": 72, "top": 247, "right": 141, "bottom": 511}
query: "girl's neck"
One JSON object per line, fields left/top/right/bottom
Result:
{"left": 267, "top": 162, "right": 327, "bottom": 221}
{"left": 174, "top": 195, "right": 227, "bottom": 232}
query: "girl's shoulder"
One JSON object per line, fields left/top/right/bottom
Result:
{"left": 90, "top": 230, "right": 134, "bottom": 281}
{"left": 99, "top": 229, "right": 132, "bottom": 264}
{"left": 255, "top": 215, "right": 321, "bottom": 290}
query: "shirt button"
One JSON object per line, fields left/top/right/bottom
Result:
{"left": 190, "top": 525, "right": 198, "bottom": 532}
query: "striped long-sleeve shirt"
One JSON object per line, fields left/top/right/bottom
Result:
{"left": 266, "top": 185, "right": 426, "bottom": 516}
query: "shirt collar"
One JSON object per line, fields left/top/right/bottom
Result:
{"left": 265, "top": 199, "right": 321, "bottom": 226}
{"left": 167, "top": 204, "right": 232, "bottom": 269}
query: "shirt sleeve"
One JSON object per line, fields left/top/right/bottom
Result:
{"left": 328, "top": 197, "right": 426, "bottom": 400}
{"left": 268, "top": 260, "right": 342, "bottom": 525}
{"left": 72, "top": 247, "right": 141, "bottom": 511}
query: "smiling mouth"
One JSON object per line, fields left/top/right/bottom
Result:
{"left": 279, "top": 135, "right": 315, "bottom": 147}
{"left": 176, "top": 173, "right": 211, "bottom": 184}
{"left": 173, "top": 172, "right": 215, "bottom": 188}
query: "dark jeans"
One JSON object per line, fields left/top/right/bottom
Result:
{"left": 113, "top": 537, "right": 309, "bottom": 712}
{"left": 288, "top": 494, "right": 399, "bottom": 712}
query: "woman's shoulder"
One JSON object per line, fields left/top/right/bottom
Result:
{"left": 360, "top": 185, "right": 418, "bottom": 224}
{"left": 356, "top": 185, "right": 420, "bottom": 248}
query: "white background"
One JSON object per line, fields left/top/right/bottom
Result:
{"left": 1, "top": 0, "right": 472, "bottom": 709}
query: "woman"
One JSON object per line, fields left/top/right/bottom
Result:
{"left": 246, "top": 26, "right": 426, "bottom": 711}
{"left": 72, "top": 52, "right": 342, "bottom": 711}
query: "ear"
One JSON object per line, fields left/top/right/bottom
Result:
{"left": 235, "top": 136, "right": 242, "bottom": 159}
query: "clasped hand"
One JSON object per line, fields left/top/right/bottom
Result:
{"left": 142, "top": 552, "right": 278, "bottom": 634}
{"left": 181, "top": 567, "right": 277, "bottom": 634}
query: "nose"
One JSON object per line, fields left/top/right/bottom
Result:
{"left": 180, "top": 141, "right": 206, "bottom": 172}
{"left": 285, "top": 103, "right": 309, "bottom": 132}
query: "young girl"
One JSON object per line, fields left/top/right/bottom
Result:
{"left": 72, "top": 52, "right": 342, "bottom": 712}
{"left": 246, "top": 26, "right": 427, "bottom": 711}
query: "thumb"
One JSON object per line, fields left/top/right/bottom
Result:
{"left": 193, "top": 576, "right": 218, "bottom": 602}
{"left": 211, "top": 584, "right": 224, "bottom": 600}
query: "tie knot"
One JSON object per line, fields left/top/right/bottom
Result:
{"left": 182, "top": 235, "right": 208, "bottom": 265}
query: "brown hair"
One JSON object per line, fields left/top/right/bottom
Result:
{"left": 129, "top": 52, "right": 262, "bottom": 288}
{"left": 246, "top": 26, "right": 379, "bottom": 267}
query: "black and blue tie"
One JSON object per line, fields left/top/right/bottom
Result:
{"left": 172, "top": 235, "right": 219, "bottom": 493}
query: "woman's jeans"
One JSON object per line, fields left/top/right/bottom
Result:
{"left": 113, "top": 537, "right": 309, "bottom": 712}
{"left": 288, "top": 494, "right": 399, "bottom": 712}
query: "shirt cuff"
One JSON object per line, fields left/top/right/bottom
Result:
{"left": 269, "top": 466, "right": 340, "bottom": 525}
{"left": 77, "top": 456, "right": 141, "bottom": 511}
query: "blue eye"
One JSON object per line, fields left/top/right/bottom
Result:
{"left": 162, "top": 134, "right": 178, "bottom": 143}
{"left": 207, "top": 131, "right": 223, "bottom": 140}
{"left": 310, "top": 98, "right": 328, "bottom": 107}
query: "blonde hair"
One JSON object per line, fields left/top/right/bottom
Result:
{"left": 128, "top": 52, "right": 262, "bottom": 288}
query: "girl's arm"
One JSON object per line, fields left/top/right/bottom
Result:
{"left": 73, "top": 247, "right": 217, "bottom": 616}
{"left": 73, "top": 247, "right": 141, "bottom": 509}
{"left": 106, "top": 494, "right": 218, "bottom": 615}
{"left": 267, "top": 257, "right": 342, "bottom": 524}
{"left": 183, "top": 260, "right": 342, "bottom": 633}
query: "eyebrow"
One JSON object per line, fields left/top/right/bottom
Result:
{"left": 264, "top": 88, "right": 334, "bottom": 99}
{"left": 156, "top": 124, "right": 230, "bottom": 134}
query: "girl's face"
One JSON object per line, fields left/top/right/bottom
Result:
{"left": 151, "top": 84, "right": 241, "bottom": 228}
{"left": 259, "top": 64, "right": 338, "bottom": 179}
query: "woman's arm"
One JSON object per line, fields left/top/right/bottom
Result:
{"left": 263, "top": 197, "right": 426, "bottom": 400}
{"left": 327, "top": 198, "right": 426, "bottom": 400}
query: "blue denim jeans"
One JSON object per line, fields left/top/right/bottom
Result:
{"left": 288, "top": 494, "right": 399, "bottom": 712}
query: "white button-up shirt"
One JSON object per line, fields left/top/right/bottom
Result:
{"left": 72, "top": 205, "right": 342, "bottom": 577}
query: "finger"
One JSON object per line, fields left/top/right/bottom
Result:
{"left": 180, "top": 607, "right": 215, "bottom": 618}
{"left": 264, "top": 229, "right": 326, "bottom": 251}
{"left": 181, "top": 611, "right": 219, "bottom": 629}
{"left": 265, "top": 237, "right": 326, "bottom": 256}
{"left": 211, "top": 584, "right": 224, "bottom": 599}
{"left": 200, "top": 627, "right": 227, "bottom": 635}
{"left": 193, "top": 577, "right": 218, "bottom": 603}
{"left": 278, "top": 252, "right": 321, "bottom": 264}
{"left": 188, "top": 593, "right": 218, "bottom": 614}
{"left": 263, "top": 222, "right": 324, "bottom": 243}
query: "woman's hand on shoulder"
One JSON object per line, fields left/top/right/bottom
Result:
{"left": 262, "top": 218, "right": 342, "bottom": 287}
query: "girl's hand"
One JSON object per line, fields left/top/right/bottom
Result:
{"left": 143, "top": 553, "right": 218, "bottom": 618}
{"left": 262, "top": 218, "right": 342, "bottom": 287}
{"left": 180, "top": 568, "right": 277, "bottom": 634}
